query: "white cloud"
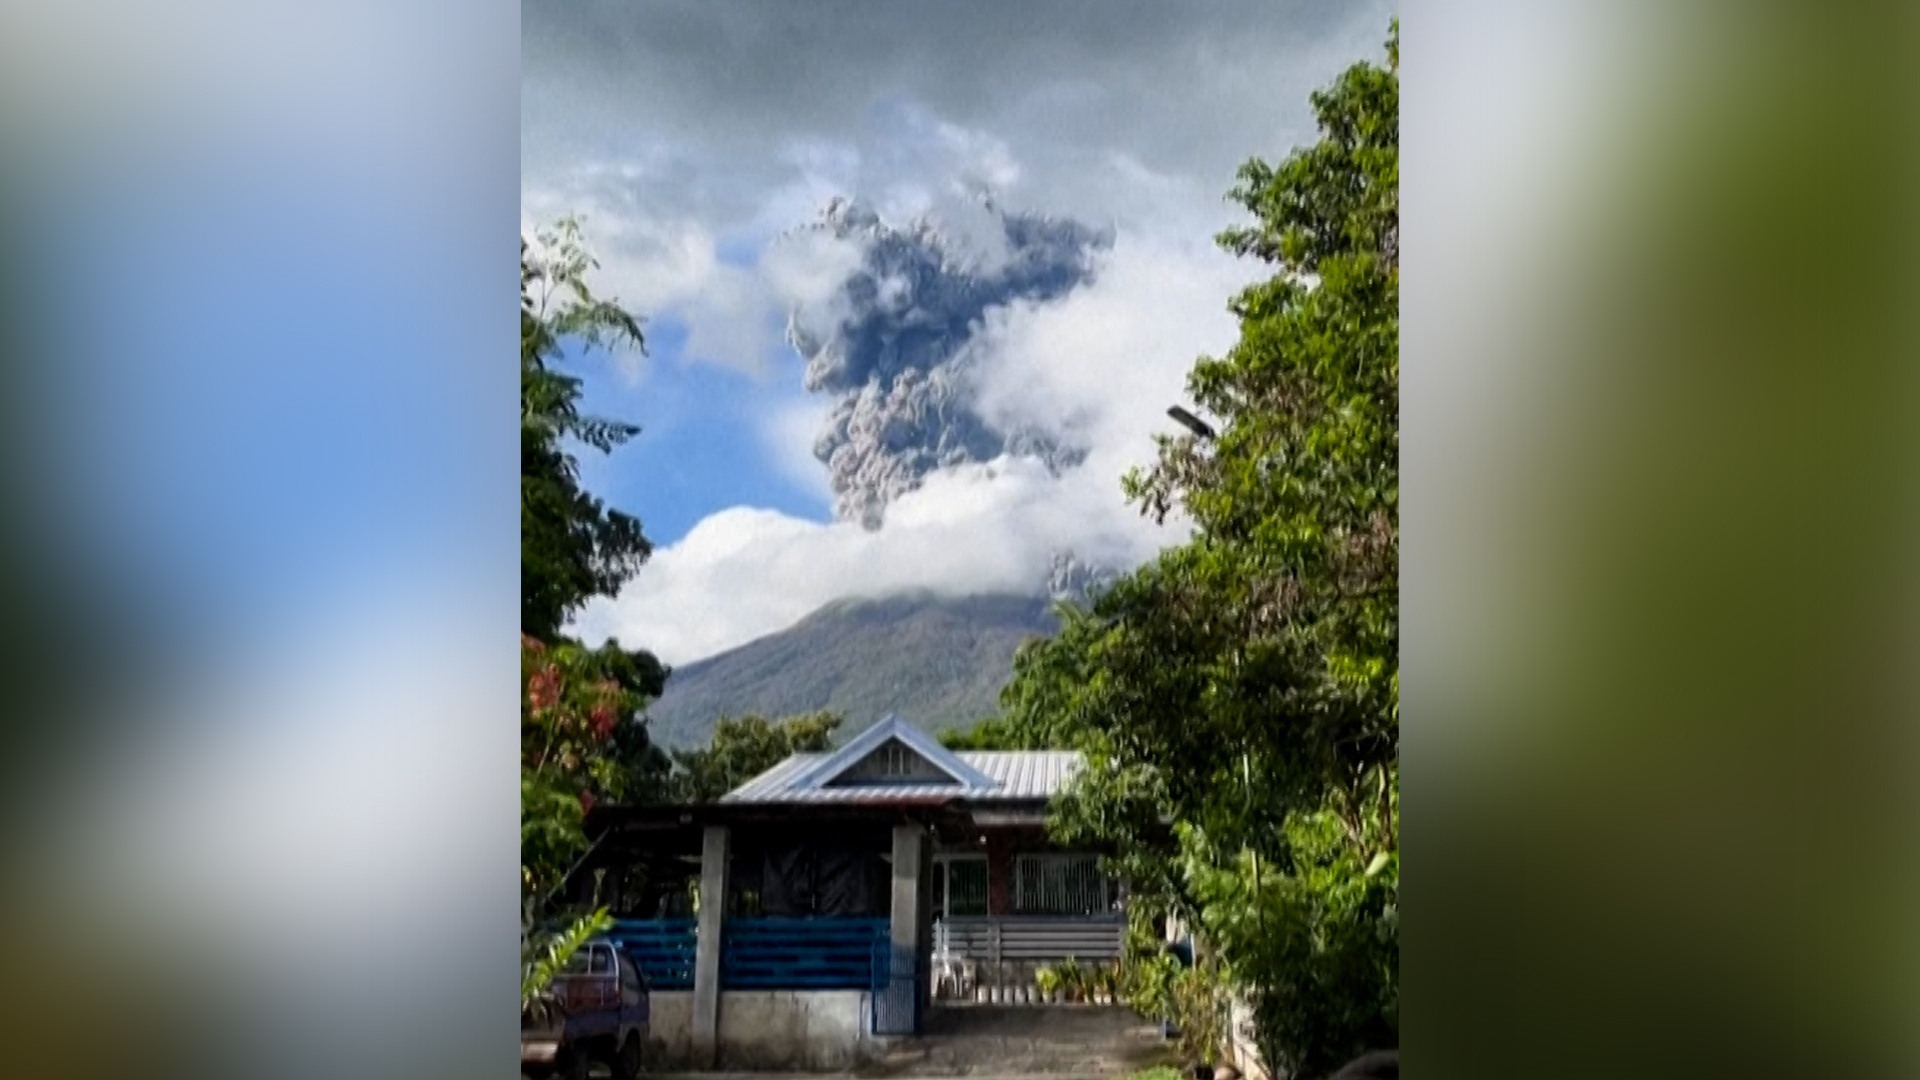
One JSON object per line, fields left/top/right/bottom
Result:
{"left": 573, "top": 224, "right": 1258, "bottom": 666}
{"left": 755, "top": 392, "right": 836, "bottom": 504}
{"left": 525, "top": 171, "right": 889, "bottom": 380}
{"left": 968, "top": 228, "right": 1258, "bottom": 477}
{"left": 574, "top": 454, "right": 1170, "bottom": 666}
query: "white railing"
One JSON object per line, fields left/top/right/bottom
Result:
{"left": 937, "top": 915, "right": 1125, "bottom": 963}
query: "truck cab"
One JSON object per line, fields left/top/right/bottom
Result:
{"left": 522, "top": 939, "right": 650, "bottom": 1080}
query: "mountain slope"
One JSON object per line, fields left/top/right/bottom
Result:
{"left": 645, "top": 591, "right": 1058, "bottom": 749}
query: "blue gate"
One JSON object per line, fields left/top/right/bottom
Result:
{"left": 869, "top": 937, "right": 921, "bottom": 1036}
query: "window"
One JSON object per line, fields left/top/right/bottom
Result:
{"left": 933, "top": 854, "right": 989, "bottom": 918}
{"left": 1013, "top": 854, "right": 1116, "bottom": 916}
{"left": 561, "top": 943, "right": 616, "bottom": 976}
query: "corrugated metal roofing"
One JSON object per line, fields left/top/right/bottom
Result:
{"left": 721, "top": 748, "right": 1084, "bottom": 805}
{"left": 962, "top": 751, "right": 1083, "bottom": 800}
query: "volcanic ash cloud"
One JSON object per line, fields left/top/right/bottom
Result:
{"left": 787, "top": 196, "right": 1113, "bottom": 530}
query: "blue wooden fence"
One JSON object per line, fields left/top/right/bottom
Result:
{"left": 608, "top": 919, "right": 698, "bottom": 990}
{"left": 721, "top": 917, "right": 889, "bottom": 990}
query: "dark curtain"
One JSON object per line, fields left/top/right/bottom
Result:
{"left": 815, "top": 848, "right": 871, "bottom": 915}
{"left": 760, "top": 848, "right": 815, "bottom": 915}
{"left": 728, "top": 853, "right": 764, "bottom": 916}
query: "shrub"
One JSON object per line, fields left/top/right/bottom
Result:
{"left": 1036, "top": 965, "right": 1062, "bottom": 999}
{"left": 1182, "top": 793, "right": 1398, "bottom": 1080}
{"left": 1169, "top": 964, "right": 1229, "bottom": 1068}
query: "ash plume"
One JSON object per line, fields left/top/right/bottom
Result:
{"left": 787, "top": 196, "right": 1113, "bottom": 529}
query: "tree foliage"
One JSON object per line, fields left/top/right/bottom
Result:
{"left": 522, "top": 906, "right": 614, "bottom": 1018}
{"left": 669, "top": 711, "right": 844, "bottom": 803}
{"left": 1000, "top": 22, "right": 1398, "bottom": 1077}
{"left": 522, "top": 217, "right": 656, "bottom": 643}
{"left": 1180, "top": 769, "right": 1398, "bottom": 1079}
{"left": 520, "top": 218, "right": 670, "bottom": 1001}
{"left": 936, "top": 715, "right": 1030, "bottom": 750}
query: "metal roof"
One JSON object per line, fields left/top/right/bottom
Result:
{"left": 963, "top": 751, "right": 1084, "bottom": 801}
{"left": 720, "top": 723, "right": 1084, "bottom": 806}
{"left": 784, "top": 714, "right": 998, "bottom": 793}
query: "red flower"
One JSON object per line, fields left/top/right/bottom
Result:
{"left": 589, "top": 702, "right": 617, "bottom": 739}
{"left": 579, "top": 790, "right": 596, "bottom": 814}
{"left": 527, "top": 665, "right": 560, "bottom": 711}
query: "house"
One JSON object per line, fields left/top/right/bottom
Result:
{"left": 574, "top": 714, "right": 1127, "bottom": 1070}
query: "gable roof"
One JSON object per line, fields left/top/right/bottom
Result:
{"left": 785, "top": 713, "right": 997, "bottom": 792}
{"left": 719, "top": 716, "right": 1082, "bottom": 806}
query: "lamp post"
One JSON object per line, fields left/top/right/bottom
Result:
{"left": 1166, "top": 405, "right": 1215, "bottom": 441}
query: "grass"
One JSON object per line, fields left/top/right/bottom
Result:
{"left": 1120, "top": 1068, "right": 1187, "bottom": 1080}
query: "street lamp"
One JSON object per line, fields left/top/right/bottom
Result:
{"left": 1166, "top": 405, "right": 1215, "bottom": 441}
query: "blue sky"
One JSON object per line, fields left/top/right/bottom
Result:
{"left": 566, "top": 316, "right": 832, "bottom": 549}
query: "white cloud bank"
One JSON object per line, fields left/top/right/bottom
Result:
{"left": 573, "top": 227, "right": 1258, "bottom": 665}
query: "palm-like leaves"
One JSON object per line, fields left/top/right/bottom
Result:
{"left": 521, "top": 907, "right": 615, "bottom": 1020}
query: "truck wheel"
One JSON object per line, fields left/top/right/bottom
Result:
{"left": 614, "top": 1032, "right": 645, "bottom": 1080}
{"left": 554, "top": 1045, "right": 591, "bottom": 1080}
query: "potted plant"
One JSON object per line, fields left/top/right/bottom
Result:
{"left": 1035, "top": 966, "right": 1062, "bottom": 1005}
{"left": 1058, "top": 958, "right": 1084, "bottom": 1003}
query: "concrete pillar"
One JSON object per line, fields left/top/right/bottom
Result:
{"left": 915, "top": 829, "right": 934, "bottom": 1015}
{"left": 890, "top": 823, "right": 930, "bottom": 1030}
{"left": 691, "top": 825, "right": 730, "bottom": 1068}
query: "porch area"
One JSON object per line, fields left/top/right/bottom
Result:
{"left": 577, "top": 806, "right": 946, "bottom": 1070}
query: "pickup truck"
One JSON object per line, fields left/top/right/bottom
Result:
{"left": 522, "top": 938, "right": 650, "bottom": 1080}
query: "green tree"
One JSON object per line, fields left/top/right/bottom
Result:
{"left": 670, "top": 711, "right": 844, "bottom": 803}
{"left": 520, "top": 218, "right": 672, "bottom": 1003}
{"left": 936, "top": 716, "right": 1028, "bottom": 750}
{"left": 1001, "top": 21, "right": 1397, "bottom": 1077}
{"left": 521, "top": 632, "right": 629, "bottom": 1005}
{"left": 523, "top": 217, "right": 656, "bottom": 643}
{"left": 520, "top": 217, "right": 673, "bottom": 800}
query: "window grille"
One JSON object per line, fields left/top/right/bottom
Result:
{"left": 933, "top": 854, "right": 989, "bottom": 917}
{"left": 1012, "top": 853, "right": 1114, "bottom": 916}
{"left": 947, "top": 857, "right": 988, "bottom": 916}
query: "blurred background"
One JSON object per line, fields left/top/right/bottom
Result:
{"left": 1405, "top": 2, "right": 1920, "bottom": 1077}
{"left": 0, "top": 1, "right": 1912, "bottom": 1078}
{"left": 0, "top": 2, "right": 519, "bottom": 1079}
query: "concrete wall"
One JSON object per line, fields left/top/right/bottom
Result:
{"left": 1226, "top": 994, "right": 1270, "bottom": 1080}
{"left": 647, "top": 991, "right": 695, "bottom": 1066}
{"left": 647, "top": 990, "right": 885, "bottom": 1071}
